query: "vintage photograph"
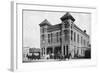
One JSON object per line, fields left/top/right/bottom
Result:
{"left": 22, "top": 10, "right": 91, "bottom": 63}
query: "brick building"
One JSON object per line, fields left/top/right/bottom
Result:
{"left": 39, "top": 12, "right": 90, "bottom": 59}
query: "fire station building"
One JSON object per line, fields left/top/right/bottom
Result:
{"left": 39, "top": 12, "right": 90, "bottom": 59}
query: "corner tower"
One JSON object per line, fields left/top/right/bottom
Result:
{"left": 39, "top": 19, "right": 51, "bottom": 56}
{"left": 60, "top": 12, "right": 75, "bottom": 58}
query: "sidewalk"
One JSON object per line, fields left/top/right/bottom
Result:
{"left": 23, "top": 58, "right": 69, "bottom": 63}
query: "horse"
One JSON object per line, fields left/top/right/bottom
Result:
{"left": 26, "top": 54, "right": 34, "bottom": 60}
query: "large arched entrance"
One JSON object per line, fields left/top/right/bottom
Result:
{"left": 54, "top": 46, "right": 61, "bottom": 59}
{"left": 47, "top": 47, "right": 53, "bottom": 55}
{"left": 46, "top": 47, "right": 54, "bottom": 59}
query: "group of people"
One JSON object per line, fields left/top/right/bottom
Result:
{"left": 44, "top": 52, "right": 72, "bottom": 60}
{"left": 26, "top": 53, "right": 40, "bottom": 60}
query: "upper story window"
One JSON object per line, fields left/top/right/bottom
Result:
{"left": 64, "top": 30, "right": 67, "bottom": 41}
{"left": 77, "top": 34, "right": 79, "bottom": 43}
{"left": 64, "top": 30, "right": 69, "bottom": 41}
{"left": 41, "top": 34, "right": 45, "bottom": 41}
{"left": 63, "top": 20, "right": 70, "bottom": 28}
{"left": 71, "top": 30, "right": 73, "bottom": 41}
{"left": 81, "top": 37, "right": 83, "bottom": 45}
{"left": 84, "top": 40, "right": 86, "bottom": 46}
{"left": 71, "top": 24, "right": 73, "bottom": 29}
{"left": 55, "top": 31, "right": 62, "bottom": 43}
{"left": 63, "top": 20, "right": 69, "bottom": 24}
{"left": 67, "top": 19, "right": 72, "bottom": 25}
{"left": 63, "top": 20, "right": 73, "bottom": 28}
{"left": 48, "top": 34, "right": 50, "bottom": 44}
{"left": 56, "top": 32, "right": 59, "bottom": 42}
{"left": 74, "top": 32, "right": 76, "bottom": 42}
{"left": 51, "top": 33, "right": 53, "bottom": 43}
{"left": 87, "top": 41, "right": 89, "bottom": 46}
{"left": 64, "top": 24, "right": 69, "bottom": 28}
{"left": 42, "top": 27, "right": 46, "bottom": 33}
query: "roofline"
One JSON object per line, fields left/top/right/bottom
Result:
{"left": 73, "top": 24, "right": 89, "bottom": 38}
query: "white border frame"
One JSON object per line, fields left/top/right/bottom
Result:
{"left": 11, "top": 1, "right": 97, "bottom": 72}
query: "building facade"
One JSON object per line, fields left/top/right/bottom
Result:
{"left": 39, "top": 12, "right": 90, "bottom": 59}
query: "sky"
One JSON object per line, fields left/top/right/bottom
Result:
{"left": 23, "top": 10, "right": 91, "bottom": 48}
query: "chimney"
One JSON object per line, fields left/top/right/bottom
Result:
{"left": 84, "top": 30, "right": 86, "bottom": 33}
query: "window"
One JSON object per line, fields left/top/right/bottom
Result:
{"left": 48, "top": 34, "right": 50, "bottom": 44}
{"left": 71, "top": 30, "right": 73, "bottom": 40}
{"left": 65, "top": 24, "right": 69, "bottom": 28}
{"left": 44, "top": 48, "right": 45, "bottom": 54}
{"left": 71, "top": 24, "right": 73, "bottom": 29}
{"left": 64, "top": 30, "right": 67, "bottom": 41}
{"left": 81, "top": 49, "right": 83, "bottom": 54}
{"left": 60, "top": 37, "right": 62, "bottom": 43}
{"left": 42, "top": 27, "right": 46, "bottom": 33}
{"left": 81, "top": 37, "right": 83, "bottom": 44}
{"left": 87, "top": 41, "right": 89, "bottom": 46}
{"left": 63, "top": 46, "right": 66, "bottom": 55}
{"left": 74, "top": 32, "right": 76, "bottom": 42}
{"left": 64, "top": 30, "right": 69, "bottom": 41}
{"left": 51, "top": 33, "right": 53, "bottom": 43}
{"left": 56, "top": 32, "right": 59, "bottom": 42}
{"left": 84, "top": 40, "right": 85, "bottom": 46}
{"left": 77, "top": 34, "right": 79, "bottom": 43}
{"left": 41, "top": 34, "right": 45, "bottom": 40}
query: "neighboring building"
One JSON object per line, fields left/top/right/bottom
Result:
{"left": 29, "top": 48, "right": 42, "bottom": 59}
{"left": 23, "top": 47, "right": 30, "bottom": 61}
{"left": 23, "top": 47, "right": 42, "bottom": 62}
{"left": 29, "top": 48, "right": 42, "bottom": 55}
{"left": 39, "top": 12, "right": 90, "bottom": 59}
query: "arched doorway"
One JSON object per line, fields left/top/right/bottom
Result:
{"left": 54, "top": 46, "right": 61, "bottom": 59}
{"left": 47, "top": 47, "right": 53, "bottom": 55}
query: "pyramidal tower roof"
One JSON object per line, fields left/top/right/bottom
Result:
{"left": 60, "top": 12, "right": 75, "bottom": 21}
{"left": 39, "top": 19, "right": 51, "bottom": 27}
